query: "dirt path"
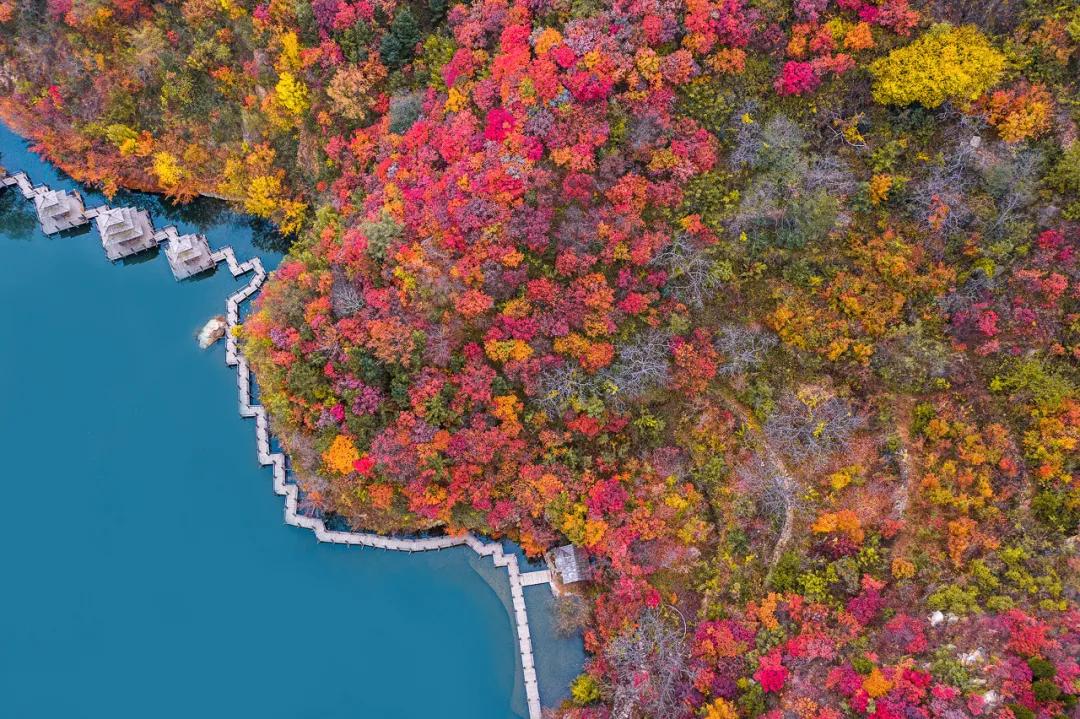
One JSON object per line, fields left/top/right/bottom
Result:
{"left": 718, "top": 388, "right": 800, "bottom": 572}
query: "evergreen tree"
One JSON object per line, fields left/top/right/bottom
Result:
{"left": 428, "top": 0, "right": 449, "bottom": 21}
{"left": 339, "top": 20, "right": 375, "bottom": 64}
{"left": 379, "top": 7, "right": 420, "bottom": 70}
{"left": 295, "top": 0, "right": 317, "bottom": 45}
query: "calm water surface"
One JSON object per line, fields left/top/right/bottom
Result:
{"left": 0, "top": 124, "right": 584, "bottom": 718}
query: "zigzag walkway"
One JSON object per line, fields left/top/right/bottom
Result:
{"left": 2, "top": 167, "right": 552, "bottom": 719}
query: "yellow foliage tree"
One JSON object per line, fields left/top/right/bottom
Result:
{"left": 322, "top": 434, "right": 360, "bottom": 475}
{"left": 105, "top": 123, "right": 138, "bottom": 153}
{"left": 245, "top": 174, "right": 285, "bottom": 218}
{"left": 275, "top": 70, "right": 309, "bottom": 116}
{"left": 220, "top": 146, "right": 307, "bottom": 235}
{"left": 891, "top": 557, "right": 917, "bottom": 579}
{"left": 151, "top": 151, "right": 195, "bottom": 200}
{"left": 869, "top": 24, "right": 1005, "bottom": 108}
{"left": 812, "top": 509, "right": 865, "bottom": 543}
{"left": 703, "top": 698, "right": 739, "bottom": 719}
{"left": 275, "top": 31, "right": 301, "bottom": 72}
{"left": 277, "top": 198, "right": 308, "bottom": 236}
{"left": 863, "top": 667, "right": 892, "bottom": 698}
{"left": 982, "top": 83, "right": 1054, "bottom": 142}
{"left": 869, "top": 174, "right": 894, "bottom": 205}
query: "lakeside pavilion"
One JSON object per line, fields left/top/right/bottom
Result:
{"left": 551, "top": 544, "right": 592, "bottom": 585}
{"left": 96, "top": 206, "right": 156, "bottom": 260}
{"left": 33, "top": 189, "right": 87, "bottom": 234}
{"left": 165, "top": 232, "right": 215, "bottom": 279}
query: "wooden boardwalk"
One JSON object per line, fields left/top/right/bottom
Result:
{"left": 2, "top": 168, "right": 553, "bottom": 719}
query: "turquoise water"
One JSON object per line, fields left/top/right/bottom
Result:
{"left": 0, "top": 124, "right": 580, "bottom": 717}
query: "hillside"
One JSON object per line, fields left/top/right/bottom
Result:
{"left": 1, "top": 1, "right": 1078, "bottom": 717}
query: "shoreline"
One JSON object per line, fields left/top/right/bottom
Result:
{"left": 0, "top": 102, "right": 248, "bottom": 211}
{"left": 0, "top": 161, "right": 555, "bottom": 719}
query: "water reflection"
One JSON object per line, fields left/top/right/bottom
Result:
{"left": 1, "top": 147, "right": 291, "bottom": 255}
{"left": 0, "top": 187, "right": 36, "bottom": 239}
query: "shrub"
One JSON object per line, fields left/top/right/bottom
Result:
{"left": 570, "top": 673, "right": 602, "bottom": 705}
{"left": 927, "top": 583, "right": 979, "bottom": 615}
{"left": 982, "top": 83, "right": 1054, "bottom": 143}
{"left": 769, "top": 550, "right": 802, "bottom": 592}
{"left": 990, "top": 357, "right": 1075, "bottom": 412}
{"left": 1008, "top": 704, "right": 1035, "bottom": 719}
{"left": 930, "top": 646, "right": 973, "bottom": 688}
{"left": 851, "top": 655, "right": 874, "bottom": 675}
{"left": 869, "top": 24, "right": 1005, "bottom": 108}
{"left": 1047, "top": 143, "right": 1080, "bottom": 219}
{"left": 388, "top": 92, "right": 424, "bottom": 134}
{"left": 1027, "top": 657, "right": 1055, "bottom": 680}
{"left": 1031, "top": 489, "right": 1080, "bottom": 535}
{"left": 1032, "top": 678, "right": 1061, "bottom": 702}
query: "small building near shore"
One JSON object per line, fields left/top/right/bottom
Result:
{"left": 551, "top": 544, "right": 592, "bottom": 585}
{"left": 34, "top": 189, "right": 87, "bottom": 234}
{"left": 96, "top": 206, "right": 155, "bottom": 260}
{"left": 165, "top": 232, "right": 215, "bottom": 279}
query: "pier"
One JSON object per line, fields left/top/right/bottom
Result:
{"left": 1, "top": 166, "right": 554, "bottom": 719}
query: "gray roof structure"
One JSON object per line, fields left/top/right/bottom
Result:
{"left": 33, "top": 189, "right": 87, "bottom": 235}
{"left": 165, "top": 232, "right": 215, "bottom": 280}
{"left": 552, "top": 544, "right": 592, "bottom": 584}
{"left": 96, "top": 206, "right": 155, "bottom": 260}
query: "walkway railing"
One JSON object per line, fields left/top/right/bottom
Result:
{"left": 2, "top": 166, "right": 553, "bottom": 719}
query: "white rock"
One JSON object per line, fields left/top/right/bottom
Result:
{"left": 960, "top": 649, "right": 985, "bottom": 666}
{"left": 929, "top": 610, "right": 945, "bottom": 626}
{"left": 198, "top": 316, "right": 228, "bottom": 349}
{"left": 983, "top": 691, "right": 999, "bottom": 708}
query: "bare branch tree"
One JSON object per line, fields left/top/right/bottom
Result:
{"left": 554, "top": 206, "right": 594, "bottom": 254}
{"left": 937, "top": 268, "right": 997, "bottom": 317}
{"left": 654, "top": 233, "right": 724, "bottom": 309}
{"left": 330, "top": 267, "right": 364, "bottom": 318}
{"left": 872, "top": 322, "right": 954, "bottom": 393}
{"left": 805, "top": 154, "right": 858, "bottom": 196}
{"left": 728, "top": 114, "right": 847, "bottom": 249}
{"left": 750, "top": 115, "right": 806, "bottom": 175}
{"left": 714, "top": 324, "right": 778, "bottom": 376}
{"left": 739, "top": 449, "right": 810, "bottom": 571}
{"left": 739, "top": 455, "right": 800, "bottom": 527}
{"left": 601, "top": 329, "right": 672, "bottom": 404}
{"left": 824, "top": 111, "right": 869, "bottom": 150}
{"left": 535, "top": 362, "right": 603, "bottom": 417}
{"left": 765, "top": 391, "right": 861, "bottom": 464}
{"left": 924, "top": 0, "right": 1024, "bottom": 33}
{"left": 388, "top": 90, "right": 424, "bottom": 134}
{"left": 978, "top": 146, "right": 1040, "bottom": 240}
{"left": 553, "top": 594, "right": 592, "bottom": 637}
{"left": 907, "top": 117, "right": 984, "bottom": 235}
{"left": 279, "top": 427, "right": 331, "bottom": 517}
{"left": 606, "top": 609, "right": 694, "bottom": 719}
{"left": 728, "top": 103, "right": 763, "bottom": 169}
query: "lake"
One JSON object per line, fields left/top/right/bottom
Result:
{"left": 0, "top": 123, "right": 582, "bottom": 718}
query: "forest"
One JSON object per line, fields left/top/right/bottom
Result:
{"left": 0, "top": 0, "right": 1077, "bottom": 717}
